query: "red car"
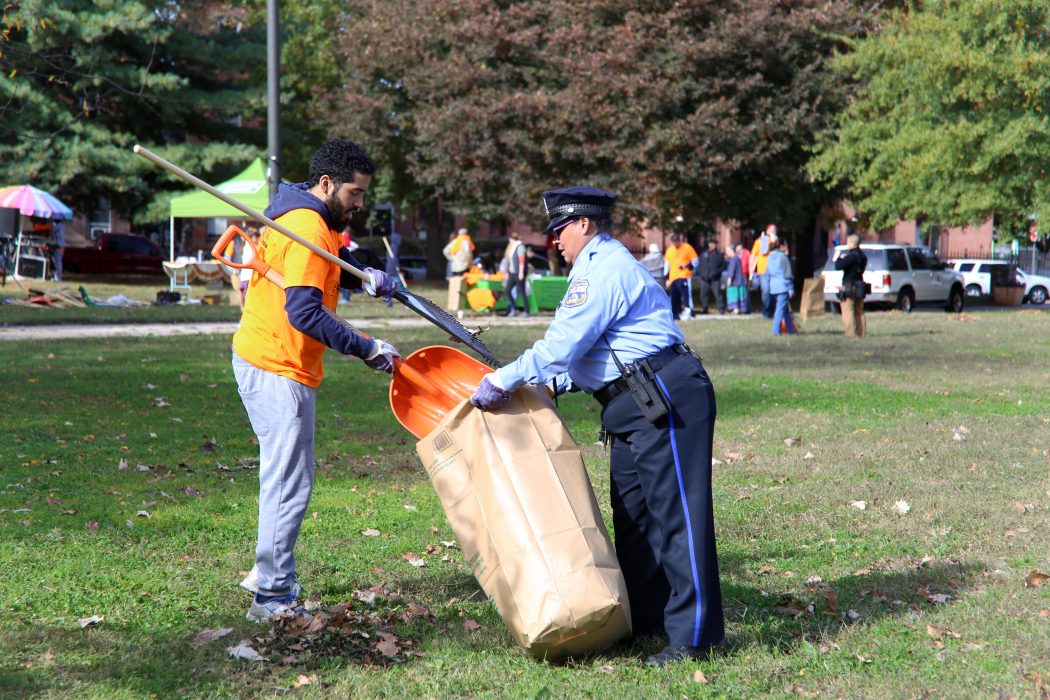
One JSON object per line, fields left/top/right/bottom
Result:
{"left": 63, "top": 233, "right": 166, "bottom": 275}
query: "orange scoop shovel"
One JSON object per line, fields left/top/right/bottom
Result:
{"left": 390, "top": 345, "right": 491, "bottom": 439}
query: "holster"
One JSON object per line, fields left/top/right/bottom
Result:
{"left": 622, "top": 358, "right": 670, "bottom": 423}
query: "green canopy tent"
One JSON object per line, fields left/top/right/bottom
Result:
{"left": 167, "top": 158, "right": 269, "bottom": 261}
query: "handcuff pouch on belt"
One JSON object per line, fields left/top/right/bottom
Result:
{"left": 604, "top": 338, "right": 670, "bottom": 424}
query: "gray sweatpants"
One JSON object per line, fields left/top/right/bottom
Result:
{"left": 233, "top": 352, "right": 316, "bottom": 597}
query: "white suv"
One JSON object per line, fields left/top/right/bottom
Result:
{"left": 822, "top": 243, "right": 965, "bottom": 313}
{"left": 946, "top": 259, "right": 1050, "bottom": 305}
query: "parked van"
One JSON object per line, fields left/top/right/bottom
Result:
{"left": 821, "top": 243, "right": 965, "bottom": 313}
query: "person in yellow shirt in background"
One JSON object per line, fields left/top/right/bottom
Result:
{"left": 664, "top": 232, "right": 699, "bottom": 321}
{"left": 749, "top": 223, "right": 779, "bottom": 319}
{"left": 443, "top": 227, "right": 475, "bottom": 311}
{"left": 232, "top": 138, "right": 400, "bottom": 623}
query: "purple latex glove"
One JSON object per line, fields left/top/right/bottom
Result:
{"left": 363, "top": 268, "right": 397, "bottom": 300}
{"left": 363, "top": 338, "right": 400, "bottom": 373}
{"left": 470, "top": 373, "right": 511, "bottom": 411}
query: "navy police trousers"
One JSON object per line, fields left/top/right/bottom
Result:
{"left": 600, "top": 351, "right": 725, "bottom": 648}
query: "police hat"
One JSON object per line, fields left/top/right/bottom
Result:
{"left": 542, "top": 186, "right": 617, "bottom": 233}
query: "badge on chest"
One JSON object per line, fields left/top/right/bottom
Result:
{"left": 563, "top": 279, "right": 589, "bottom": 307}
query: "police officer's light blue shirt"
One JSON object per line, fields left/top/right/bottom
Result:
{"left": 496, "top": 233, "right": 684, "bottom": 393}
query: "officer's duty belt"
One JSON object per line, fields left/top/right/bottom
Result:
{"left": 593, "top": 344, "right": 691, "bottom": 407}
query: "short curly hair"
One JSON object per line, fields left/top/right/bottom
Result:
{"left": 308, "top": 138, "right": 375, "bottom": 187}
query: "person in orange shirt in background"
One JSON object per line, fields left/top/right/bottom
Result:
{"left": 442, "top": 227, "right": 475, "bottom": 311}
{"left": 663, "top": 232, "right": 699, "bottom": 321}
{"left": 749, "top": 223, "right": 778, "bottom": 319}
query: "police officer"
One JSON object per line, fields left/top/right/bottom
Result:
{"left": 469, "top": 186, "right": 724, "bottom": 666}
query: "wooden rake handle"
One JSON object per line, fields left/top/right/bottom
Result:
{"left": 134, "top": 144, "right": 370, "bottom": 284}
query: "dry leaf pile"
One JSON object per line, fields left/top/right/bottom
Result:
{"left": 228, "top": 585, "right": 429, "bottom": 667}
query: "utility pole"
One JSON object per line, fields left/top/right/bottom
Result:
{"left": 266, "top": 0, "right": 281, "bottom": 199}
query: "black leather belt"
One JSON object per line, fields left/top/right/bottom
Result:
{"left": 593, "top": 344, "right": 691, "bottom": 407}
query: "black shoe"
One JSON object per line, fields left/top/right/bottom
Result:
{"left": 645, "top": 644, "right": 709, "bottom": 668}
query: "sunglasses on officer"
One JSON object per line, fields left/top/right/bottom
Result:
{"left": 551, "top": 218, "right": 578, "bottom": 241}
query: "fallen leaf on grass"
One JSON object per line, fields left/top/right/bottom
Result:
{"left": 1014, "top": 501, "right": 1029, "bottom": 514}
{"left": 846, "top": 610, "right": 861, "bottom": 620}
{"left": 293, "top": 674, "right": 317, "bottom": 688}
{"left": 227, "top": 639, "right": 267, "bottom": 662}
{"left": 354, "top": 589, "right": 377, "bottom": 606}
{"left": 117, "top": 458, "right": 128, "bottom": 470}
{"left": 775, "top": 598, "right": 809, "bottom": 617}
{"left": 925, "top": 624, "right": 943, "bottom": 638}
{"left": 893, "top": 500, "right": 911, "bottom": 515}
{"left": 820, "top": 588, "right": 838, "bottom": 613}
{"left": 194, "top": 627, "right": 233, "bottom": 645}
{"left": 791, "top": 686, "right": 820, "bottom": 697}
{"left": 84, "top": 520, "right": 99, "bottom": 532}
{"left": 77, "top": 615, "right": 104, "bottom": 628}
{"left": 401, "top": 552, "right": 426, "bottom": 568}
{"left": 401, "top": 603, "right": 432, "bottom": 622}
{"left": 1039, "top": 609, "right": 1050, "bottom": 622}
{"left": 784, "top": 437, "right": 801, "bottom": 447}
{"left": 136, "top": 511, "right": 151, "bottom": 519}
{"left": 360, "top": 528, "right": 381, "bottom": 537}
{"left": 693, "top": 669, "right": 709, "bottom": 684}
{"left": 756, "top": 564, "right": 777, "bottom": 575}
{"left": 917, "top": 587, "right": 951, "bottom": 604}
{"left": 463, "top": 619, "right": 481, "bottom": 632}
{"left": 803, "top": 452, "right": 815, "bottom": 460}
{"left": 1024, "top": 570, "right": 1050, "bottom": 588}
{"left": 60, "top": 509, "right": 77, "bottom": 515}
{"left": 850, "top": 500, "right": 867, "bottom": 511}
{"left": 375, "top": 632, "right": 400, "bottom": 657}
{"left": 963, "top": 642, "right": 984, "bottom": 651}
{"left": 403, "top": 504, "right": 417, "bottom": 512}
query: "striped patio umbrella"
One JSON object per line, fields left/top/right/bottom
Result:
{"left": 0, "top": 184, "right": 74, "bottom": 220}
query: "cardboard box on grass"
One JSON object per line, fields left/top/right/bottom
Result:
{"left": 415, "top": 385, "right": 631, "bottom": 659}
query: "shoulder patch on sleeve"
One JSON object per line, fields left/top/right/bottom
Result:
{"left": 563, "top": 279, "right": 589, "bottom": 307}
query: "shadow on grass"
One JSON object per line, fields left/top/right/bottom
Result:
{"left": 718, "top": 560, "right": 978, "bottom": 655}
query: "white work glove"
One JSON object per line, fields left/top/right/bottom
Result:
{"left": 363, "top": 338, "right": 400, "bottom": 373}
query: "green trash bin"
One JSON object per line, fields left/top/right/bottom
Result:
{"left": 530, "top": 275, "right": 569, "bottom": 310}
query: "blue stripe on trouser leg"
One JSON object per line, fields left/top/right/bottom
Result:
{"left": 654, "top": 373, "right": 703, "bottom": 646}
{"left": 601, "top": 354, "right": 724, "bottom": 648}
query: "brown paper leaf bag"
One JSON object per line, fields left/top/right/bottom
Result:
{"left": 416, "top": 385, "right": 631, "bottom": 659}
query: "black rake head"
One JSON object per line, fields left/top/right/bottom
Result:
{"left": 392, "top": 290, "right": 502, "bottom": 367}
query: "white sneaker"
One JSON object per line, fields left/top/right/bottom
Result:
{"left": 246, "top": 593, "right": 309, "bottom": 623}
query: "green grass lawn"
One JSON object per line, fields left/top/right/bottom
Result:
{"left": 1, "top": 309, "right": 1048, "bottom": 698}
